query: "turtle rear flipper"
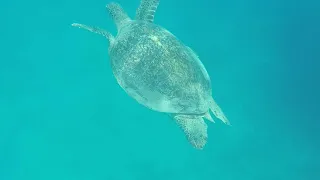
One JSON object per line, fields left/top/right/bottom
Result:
{"left": 106, "top": 2, "right": 131, "bottom": 30}
{"left": 136, "top": 0, "right": 160, "bottom": 23}
{"left": 173, "top": 114, "right": 208, "bottom": 150}
{"left": 72, "top": 23, "right": 115, "bottom": 45}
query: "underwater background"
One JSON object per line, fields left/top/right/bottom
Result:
{"left": 1, "top": 0, "right": 319, "bottom": 179}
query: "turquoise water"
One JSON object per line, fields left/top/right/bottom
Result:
{"left": 1, "top": 0, "right": 319, "bottom": 179}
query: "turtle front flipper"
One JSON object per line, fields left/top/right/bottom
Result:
{"left": 106, "top": 2, "right": 131, "bottom": 30}
{"left": 173, "top": 114, "right": 208, "bottom": 149}
{"left": 72, "top": 23, "right": 115, "bottom": 46}
{"left": 136, "top": 0, "right": 160, "bottom": 23}
{"left": 209, "top": 98, "right": 231, "bottom": 125}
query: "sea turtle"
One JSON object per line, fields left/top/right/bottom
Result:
{"left": 72, "top": 0, "right": 230, "bottom": 149}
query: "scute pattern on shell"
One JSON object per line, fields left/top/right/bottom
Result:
{"left": 109, "top": 21, "right": 212, "bottom": 114}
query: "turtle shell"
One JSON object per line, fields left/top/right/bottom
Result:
{"left": 109, "top": 21, "right": 212, "bottom": 114}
